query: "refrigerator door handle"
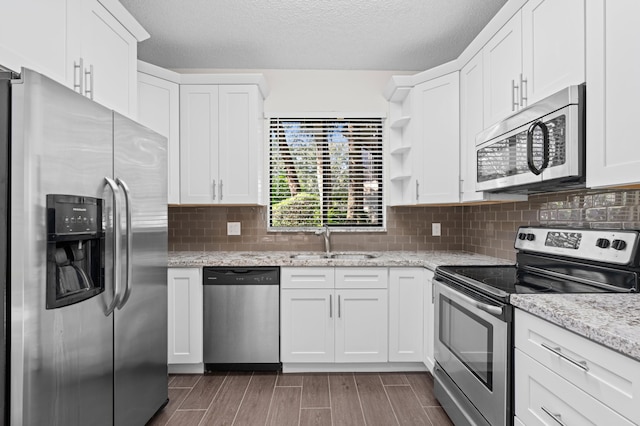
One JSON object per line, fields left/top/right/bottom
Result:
{"left": 104, "top": 177, "right": 122, "bottom": 315}
{"left": 116, "top": 177, "right": 133, "bottom": 309}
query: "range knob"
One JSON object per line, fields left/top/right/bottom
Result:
{"left": 518, "top": 233, "right": 527, "bottom": 240}
{"left": 611, "top": 239, "right": 627, "bottom": 251}
{"left": 596, "top": 238, "right": 611, "bottom": 249}
{"left": 526, "top": 233, "right": 535, "bottom": 241}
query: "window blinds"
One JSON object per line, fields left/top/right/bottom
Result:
{"left": 269, "top": 117, "right": 384, "bottom": 229}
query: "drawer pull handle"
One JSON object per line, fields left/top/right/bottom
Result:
{"left": 541, "top": 342, "right": 589, "bottom": 372}
{"left": 541, "top": 406, "right": 567, "bottom": 426}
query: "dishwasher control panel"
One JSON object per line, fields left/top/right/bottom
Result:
{"left": 203, "top": 267, "right": 280, "bottom": 285}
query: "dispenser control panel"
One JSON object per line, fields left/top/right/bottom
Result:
{"left": 47, "top": 194, "right": 102, "bottom": 238}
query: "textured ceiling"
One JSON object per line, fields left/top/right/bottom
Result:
{"left": 120, "top": 0, "right": 507, "bottom": 71}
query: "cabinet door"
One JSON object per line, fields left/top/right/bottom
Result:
{"left": 388, "top": 268, "right": 423, "bottom": 362}
{"left": 81, "top": 0, "right": 137, "bottom": 117}
{"left": 522, "top": 0, "right": 585, "bottom": 105}
{"left": 414, "top": 72, "right": 460, "bottom": 204}
{"left": 218, "top": 85, "right": 260, "bottom": 204}
{"left": 138, "top": 72, "right": 180, "bottom": 204}
{"left": 335, "top": 289, "right": 388, "bottom": 363}
{"left": 483, "top": 12, "right": 522, "bottom": 128}
{"left": 281, "top": 289, "right": 334, "bottom": 363}
{"left": 167, "top": 268, "right": 203, "bottom": 364}
{"left": 586, "top": 0, "right": 640, "bottom": 188}
{"left": 180, "top": 85, "right": 220, "bottom": 204}
{"left": 460, "top": 53, "right": 484, "bottom": 202}
{"left": 0, "top": 0, "right": 70, "bottom": 85}
{"left": 423, "top": 269, "right": 435, "bottom": 371}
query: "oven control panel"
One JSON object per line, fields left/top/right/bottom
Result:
{"left": 515, "top": 227, "right": 639, "bottom": 265}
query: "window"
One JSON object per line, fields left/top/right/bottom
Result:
{"left": 269, "top": 116, "right": 384, "bottom": 230}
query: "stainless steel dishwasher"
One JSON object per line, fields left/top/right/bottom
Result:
{"left": 203, "top": 267, "right": 280, "bottom": 370}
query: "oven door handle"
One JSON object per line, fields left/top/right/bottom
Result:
{"left": 437, "top": 280, "right": 504, "bottom": 318}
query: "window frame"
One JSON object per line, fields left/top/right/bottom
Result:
{"left": 266, "top": 112, "right": 387, "bottom": 233}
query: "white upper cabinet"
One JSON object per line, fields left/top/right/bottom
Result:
{"left": 0, "top": 0, "right": 70, "bottom": 84}
{"left": 75, "top": 0, "right": 140, "bottom": 117}
{"left": 586, "top": 0, "right": 640, "bottom": 188}
{"left": 483, "top": 12, "right": 523, "bottom": 129}
{"left": 483, "top": 0, "right": 585, "bottom": 129}
{"left": 137, "top": 65, "right": 181, "bottom": 204}
{"left": 521, "top": 0, "right": 585, "bottom": 106}
{"left": 414, "top": 72, "right": 460, "bottom": 204}
{"left": 0, "top": 0, "right": 147, "bottom": 118}
{"left": 386, "top": 71, "right": 460, "bottom": 206}
{"left": 217, "top": 85, "right": 263, "bottom": 204}
{"left": 180, "top": 85, "right": 220, "bottom": 204}
{"left": 460, "top": 53, "right": 527, "bottom": 203}
{"left": 179, "top": 84, "right": 265, "bottom": 205}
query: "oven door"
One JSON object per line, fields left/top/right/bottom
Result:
{"left": 434, "top": 279, "right": 511, "bottom": 426}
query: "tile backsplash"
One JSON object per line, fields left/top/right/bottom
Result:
{"left": 169, "top": 188, "right": 640, "bottom": 261}
{"left": 169, "top": 205, "right": 464, "bottom": 252}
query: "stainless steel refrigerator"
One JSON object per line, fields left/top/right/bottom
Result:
{"left": 6, "top": 68, "right": 168, "bottom": 425}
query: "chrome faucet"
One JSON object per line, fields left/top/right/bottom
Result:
{"left": 315, "top": 225, "right": 331, "bottom": 254}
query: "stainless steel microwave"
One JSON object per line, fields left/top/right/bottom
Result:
{"left": 475, "top": 84, "right": 585, "bottom": 193}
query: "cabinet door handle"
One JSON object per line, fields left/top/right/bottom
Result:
{"left": 338, "top": 295, "right": 341, "bottom": 318}
{"left": 212, "top": 179, "right": 216, "bottom": 200}
{"left": 520, "top": 73, "right": 528, "bottom": 107}
{"left": 219, "top": 180, "right": 223, "bottom": 201}
{"left": 73, "top": 58, "right": 84, "bottom": 94}
{"left": 541, "top": 406, "right": 567, "bottom": 426}
{"left": 84, "top": 64, "right": 94, "bottom": 100}
{"left": 511, "top": 79, "right": 520, "bottom": 111}
{"left": 541, "top": 342, "right": 589, "bottom": 371}
{"left": 329, "top": 294, "right": 332, "bottom": 318}
{"left": 415, "top": 180, "right": 419, "bottom": 201}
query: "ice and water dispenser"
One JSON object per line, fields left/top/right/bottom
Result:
{"left": 46, "top": 194, "right": 104, "bottom": 309}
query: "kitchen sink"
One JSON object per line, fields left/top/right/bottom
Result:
{"left": 289, "top": 254, "right": 329, "bottom": 260}
{"left": 329, "top": 253, "right": 378, "bottom": 260}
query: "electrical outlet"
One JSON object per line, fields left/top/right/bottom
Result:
{"left": 432, "top": 222, "right": 441, "bottom": 237}
{"left": 227, "top": 222, "right": 241, "bottom": 236}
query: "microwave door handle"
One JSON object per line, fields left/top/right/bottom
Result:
{"left": 527, "top": 120, "right": 550, "bottom": 175}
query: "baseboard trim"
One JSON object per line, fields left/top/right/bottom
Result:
{"left": 282, "top": 362, "right": 427, "bottom": 373}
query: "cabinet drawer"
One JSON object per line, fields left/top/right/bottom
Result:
{"left": 281, "top": 267, "right": 334, "bottom": 289}
{"left": 515, "top": 349, "right": 634, "bottom": 426}
{"left": 515, "top": 309, "right": 640, "bottom": 424}
{"left": 335, "top": 267, "right": 388, "bottom": 289}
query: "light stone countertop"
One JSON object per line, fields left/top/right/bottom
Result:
{"left": 511, "top": 294, "right": 640, "bottom": 362}
{"left": 167, "top": 250, "right": 513, "bottom": 270}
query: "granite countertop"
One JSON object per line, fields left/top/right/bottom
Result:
{"left": 511, "top": 294, "right": 640, "bottom": 362}
{"left": 168, "top": 250, "right": 513, "bottom": 270}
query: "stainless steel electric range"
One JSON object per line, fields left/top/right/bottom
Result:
{"left": 433, "top": 226, "right": 639, "bottom": 426}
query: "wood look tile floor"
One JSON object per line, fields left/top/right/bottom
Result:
{"left": 147, "top": 371, "right": 453, "bottom": 426}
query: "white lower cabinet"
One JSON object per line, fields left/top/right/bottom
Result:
{"left": 280, "top": 289, "right": 335, "bottom": 363}
{"left": 335, "top": 289, "right": 388, "bottom": 363}
{"left": 388, "top": 268, "right": 424, "bottom": 362}
{"left": 167, "top": 268, "right": 203, "bottom": 365}
{"left": 423, "top": 269, "right": 435, "bottom": 371}
{"left": 514, "top": 309, "right": 639, "bottom": 425}
{"left": 280, "top": 267, "right": 388, "bottom": 364}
